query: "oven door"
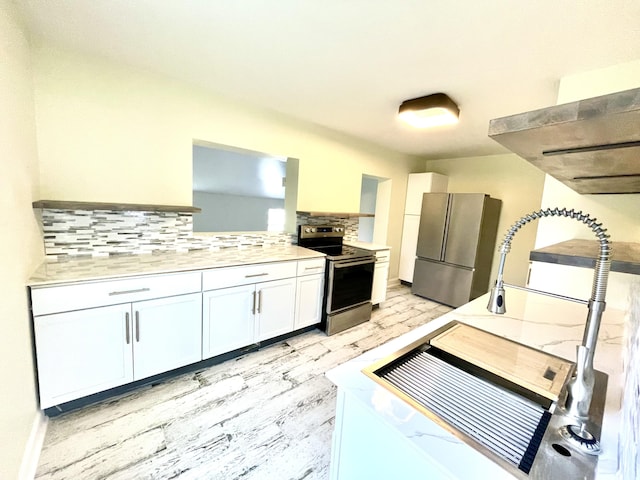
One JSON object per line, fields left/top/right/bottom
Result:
{"left": 326, "top": 257, "right": 375, "bottom": 313}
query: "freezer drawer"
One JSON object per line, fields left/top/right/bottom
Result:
{"left": 411, "top": 259, "right": 474, "bottom": 308}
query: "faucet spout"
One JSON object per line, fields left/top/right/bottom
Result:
{"left": 486, "top": 207, "right": 611, "bottom": 447}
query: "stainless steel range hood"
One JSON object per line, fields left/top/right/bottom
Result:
{"left": 488, "top": 87, "right": 640, "bottom": 194}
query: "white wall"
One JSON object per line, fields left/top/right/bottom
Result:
{"left": 32, "top": 44, "right": 423, "bottom": 277}
{"left": 0, "top": 1, "right": 46, "bottom": 477}
{"left": 425, "top": 154, "right": 546, "bottom": 286}
{"left": 535, "top": 175, "right": 640, "bottom": 248}
{"left": 556, "top": 59, "right": 640, "bottom": 104}
{"left": 358, "top": 176, "right": 378, "bottom": 242}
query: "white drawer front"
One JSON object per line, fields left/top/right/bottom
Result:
{"left": 203, "top": 261, "right": 297, "bottom": 291}
{"left": 31, "top": 271, "right": 202, "bottom": 316}
{"left": 296, "top": 258, "right": 326, "bottom": 276}
{"left": 375, "top": 250, "right": 390, "bottom": 262}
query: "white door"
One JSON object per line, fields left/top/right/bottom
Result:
{"left": 399, "top": 214, "right": 420, "bottom": 282}
{"left": 295, "top": 273, "right": 324, "bottom": 329}
{"left": 256, "top": 278, "right": 296, "bottom": 341}
{"left": 202, "top": 284, "right": 256, "bottom": 359}
{"left": 34, "top": 303, "right": 133, "bottom": 409}
{"left": 132, "top": 293, "right": 202, "bottom": 380}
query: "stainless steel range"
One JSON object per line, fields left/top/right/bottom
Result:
{"left": 297, "top": 225, "right": 375, "bottom": 335}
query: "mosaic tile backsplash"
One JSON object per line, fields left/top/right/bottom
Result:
{"left": 295, "top": 213, "right": 360, "bottom": 242}
{"left": 37, "top": 209, "right": 362, "bottom": 259}
{"left": 39, "top": 209, "right": 294, "bottom": 259}
{"left": 620, "top": 280, "right": 640, "bottom": 479}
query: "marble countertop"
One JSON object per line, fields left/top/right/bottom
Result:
{"left": 28, "top": 245, "right": 325, "bottom": 287}
{"left": 344, "top": 240, "right": 390, "bottom": 251}
{"left": 326, "top": 287, "right": 625, "bottom": 479}
{"left": 530, "top": 239, "right": 640, "bottom": 275}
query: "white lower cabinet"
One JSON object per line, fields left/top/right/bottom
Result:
{"left": 202, "top": 284, "right": 257, "bottom": 358}
{"left": 34, "top": 303, "right": 133, "bottom": 409}
{"left": 371, "top": 249, "right": 390, "bottom": 305}
{"left": 256, "top": 278, "right": 296, "bottom": 341}
{"left": 34, "top": 292, "right": 202, "bottom": 409}
{"left": 132, "top": 293, "right": 202, "bottom": 380}
{"left": 294, "top": 257, "right": 325, "bottom": 329}
{"left": 295, "top": 275, "right": 324, "bottom": 329}
{"left": 32, "top": 258, "right": 325, "bottom": 409}
{"left": 202, "top": 277, "right": 297, "bottom": 359}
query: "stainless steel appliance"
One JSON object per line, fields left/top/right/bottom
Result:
{"left": 298, "top": 225, "right": 375, "bottom": 335}
{"left": 411, "top": 193, "right": 501, "bottom": 307}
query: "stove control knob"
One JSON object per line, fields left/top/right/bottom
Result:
{"left": 311, "top": 227, "right": 317, "bottom": 232}
{"left": 304, "top": 227, "right": 311, "bottom": 233}
{"left": 336, "top": 227, "right": 342, "bottom": 232}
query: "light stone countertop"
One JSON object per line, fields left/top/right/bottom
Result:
{"left": 28, "top": 245, "right": 325, "bottom": 287}
{"left": 326, "top": 287, "right": 625, "bottom": 479}
{"left": 344, "top": 240, "right": 390, "bottom": 251}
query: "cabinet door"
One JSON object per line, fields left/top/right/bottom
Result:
{"left": 202, "top": 284, "right": 256, "bottom": 359}
{"left": 399, "top": 215, "right": 420, "bottom": 282}
{"left": 371, "top": 261, "right": 389, "bottom": 305}
{"left": 256, "top": 278, "right": 296, "bottom": 341}
{"left": 33, "top": 304, "right": 133, "bottom": 409}
{"left": 132, "top": 293, "right": 202, "bottom": 380}
{"left": 295, "top": 273, "right": 324, "bottom": 329}
{"left": 405, "top": 173, "right": 448, "bottom": 215}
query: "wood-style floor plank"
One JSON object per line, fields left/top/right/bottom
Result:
{"left": 35, "top": 285, "right": 449, "bottom": 480}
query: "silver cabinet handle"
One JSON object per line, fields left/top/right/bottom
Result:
{"left": 109, "top": 288, "right": 150, "bottom": 296}
{"left": 305, "top": 266, "right": 323, "bottom": 271}
{"left": 257, "top": 290, "right": 262, "bottom": 314}
{"left": 125, "top": 312, "right": 130, "bottom": 344}
{"left": 252, "top": 291, "right": 257, "bottom": 315}
{"left": 135, "top": 311, "right": 140, "bottom": 342}
{"left": 245, "top": 273, "right": 268, "bottom": 278}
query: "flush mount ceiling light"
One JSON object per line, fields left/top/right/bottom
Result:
{"left": 398, "top": 93, "right": 460, "bottom": 128}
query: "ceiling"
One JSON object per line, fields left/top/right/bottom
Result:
{"left": 18, "top": 1, "right": 640, "bottom": 158}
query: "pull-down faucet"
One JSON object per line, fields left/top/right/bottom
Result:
{"left": 487, "top": 207, "right": 611, "bottom": 453}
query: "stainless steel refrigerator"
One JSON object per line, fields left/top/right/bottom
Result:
{"left": 411, "top": 193, "right": 502, "bottom": 307}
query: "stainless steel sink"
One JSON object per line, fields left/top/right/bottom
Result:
{"left": 362, "top": 321, "right": 608, "bottom": 479}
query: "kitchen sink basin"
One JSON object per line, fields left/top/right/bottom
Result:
{"left": 362, "top": 321, "right": 608, "bottom": 479}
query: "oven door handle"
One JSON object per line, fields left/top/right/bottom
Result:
{"left": 333, "top": 258, "right": 375, "bottom": 269}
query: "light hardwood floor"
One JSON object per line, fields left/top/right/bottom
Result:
{"left": 35, "top": 284, "right": 451, "bottom": 480}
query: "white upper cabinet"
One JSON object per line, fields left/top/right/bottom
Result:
{"left": 404, "top": 172, "right": 449, "bottom": 215}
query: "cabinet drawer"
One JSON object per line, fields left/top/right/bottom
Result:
{"left": 203, "top": 261, "right": 297, "bottom": 291}
{"left": 375, "top": 250, "right": 390, "bottom": 262}
{"left": 297, "top": 258, "right": 326, "bottom": 276}
{"left": 31, "top": 271, "right": 202, "bottom": 316}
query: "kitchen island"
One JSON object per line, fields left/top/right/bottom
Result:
{"left": 326, "top": 287, "right": 626, "bottom": 479}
